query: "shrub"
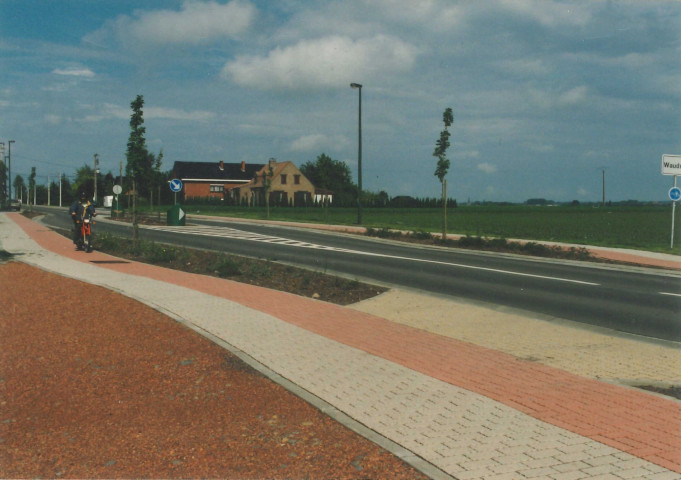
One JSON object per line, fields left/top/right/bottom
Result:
{"left": 144, "top": 242, "right": 178, "bottom": 263}
{"left": 408, "top": 230, "right": 433, "bottom": 241}
{"left": 366, "top": 227, "right": 401, "bottom": 239}
{"left": 214, "top": 256, "right": 241, "bottom": 277}
{"left": 95, "top": 232, "right": 125, "bottom": 253}
{"left": 457, "top": 235, "right": 486, "bottom": 248}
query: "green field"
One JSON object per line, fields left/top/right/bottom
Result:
{"left": 148, "top": 204, "right": 681, "bottom": 254}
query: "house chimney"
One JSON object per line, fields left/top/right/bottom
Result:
{"left": 268, "top": 158, "right": 276, "bottom": 168}
{"left": 240, "top": 161, "right": 245, "bottom": 172}
{"left": 219, "top": 161, "right": 224, "bottom": 171}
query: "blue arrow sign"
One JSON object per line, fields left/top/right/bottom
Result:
{"left": 169, "top": 178, "right": 183, "bottom": 192}
{"left": 669, "top": 186, "right": 681, "bottom": 202}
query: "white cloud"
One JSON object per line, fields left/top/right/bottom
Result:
{"left": 145, "top": 106, "right": 216, "bottom": 122}
{"left": 477, "top": 162, "right": 497, "bottom": 174}
{"left": 289, "top": 134, "right": 350, "bottom": 152}
{"left": 52, "top": 67, "right": 95, "bottom": 78}
{"left": 82, "top": 103, "right": 214, "bottom": 123}
{"left": 223, "top": 34, "right": 419, "bottom": 90}
{"left": 90, "top": 0, "right": 256, "bottom": 48}
{"left": 44, "top": 114, "right": 65, "bottom": 125}
{"left": 497, "top": 0, "right": 591, "bottom": 27}
{"left": 527, "top": 85, "right": 589, "bottom": 109}
{"left": 557, "top": 86, "right": 588, "bottom": 106}
{"left": 499, "top": 58, "right": 551, "bottom": 76}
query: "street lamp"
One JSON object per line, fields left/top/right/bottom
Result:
{"left": 0, "top": 143, "right": 4, "bottom": 201}
{"left": 94, "top": 153, "right": 99, "bottom": 204}
{"left": 8, "top": 140, "right": 15, "bottom": 200}
{"left": 350, "top": 83, "right": 362, "bottom": 224}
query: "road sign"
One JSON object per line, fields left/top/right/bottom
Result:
{"left": 670, "top": 187, "right": 681, "bottom": 202}
{"left": 169, "top": 178, "right": 183, "bottom": 192}
{"left": 112, "top": 184, "right": 122, "bottom": 195}
{"left": 662, "top": 154, "right": 681, "bottom": 176}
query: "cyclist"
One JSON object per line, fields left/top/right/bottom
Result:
{"left": 69, "top": 192, "right": 96, "bottom": 248}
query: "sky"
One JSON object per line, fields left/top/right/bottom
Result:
{"left": 1, "top": 0, "right": 680, "bottom": 203}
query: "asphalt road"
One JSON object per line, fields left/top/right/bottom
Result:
{"left": 34, "top": 206, "right": 681, "bottom": 342}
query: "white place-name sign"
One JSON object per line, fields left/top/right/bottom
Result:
{"left": 662, "top": 154, "right": 681, "bottom": 176}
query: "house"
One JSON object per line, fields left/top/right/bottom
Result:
{"left": 171, "top": 160, "right": 264, "bottom": 200}
{"left": 238, "top": 159, "right": 316, "bottom": 207}
{"left": 171, "top": 159, "right": 318, "bottom": 206}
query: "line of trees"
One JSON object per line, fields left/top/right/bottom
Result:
{"left": 3, "top": 100, "right": 459, "bottom": 212}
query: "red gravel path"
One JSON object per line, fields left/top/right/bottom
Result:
{"left": 0, "top": 261, "right": 428, "bottom": 479}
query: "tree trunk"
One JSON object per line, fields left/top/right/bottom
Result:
{"left": 442, "top": 179, "right": 447, "bottom": 241}
{"left": 132, "top": 178, "right": 138, "bottom": 248}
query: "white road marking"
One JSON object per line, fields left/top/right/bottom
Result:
{"left": 144, "top": 224, "right": 600, "bottom": 286}
{"left": 659, "top": 292, "right": 681, "bottom": 298}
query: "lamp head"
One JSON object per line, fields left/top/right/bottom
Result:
{"left": 350, "top": 83, "right": 362, "bottom": 89}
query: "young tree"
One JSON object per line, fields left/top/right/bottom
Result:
{"left": 13, "top": 175, "right": 25, "bottom": 202}
{"left": 433, "top": 107, "right": 453, "bottom": 240}
{"left": 125, "top": 95, "right": 151, "bottom": 244}
{"left": 0, "top": 161, "right": 7, "bottom": 204}
{"left": 263, "top": 159, "right": 275, "bottom": 219}
{"left": 149, "top": 149, "right": 164, "bottom": 210}
{"left": 28, "top": 167, "right": 37, "bottom": 207}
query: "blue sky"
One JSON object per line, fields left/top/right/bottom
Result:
{"left": 1, "top": 0, "right": 679, "bottom": 203}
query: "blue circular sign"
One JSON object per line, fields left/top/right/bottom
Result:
{"left": 169, "top": 178, "right": 183, "bottom": 192}
{"left": 669, "top": 186, "right": 681, "bottom": 202}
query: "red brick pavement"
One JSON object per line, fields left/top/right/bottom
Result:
{"left": 11, "top": 213, "right": 681, "bottom": 473}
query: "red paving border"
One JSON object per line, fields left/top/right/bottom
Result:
{"left": 10, "top": 213, "right": 681, "bottom": 473}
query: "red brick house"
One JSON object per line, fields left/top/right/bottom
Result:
{"left": 172, "top": 160, "right": 264, "bottom": 200}
{"left": 172, "top": 159, "right": 319, "bottom": 206}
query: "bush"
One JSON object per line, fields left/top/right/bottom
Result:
{"left": 457, "top": 235, "right": 486, "bottom": 248}
{"left": 214, "top": 256, "right": 241, "bottom": 277}
{"left": 143, "top": 242, "right": 178, "bottom": 263}
{"left": 366, "top": 227, "right": 402, "bottom": 239}
{"left": 520, "top": 242, "right": 551, "bottom": 257}
{"left": 95, "top": 232, "right": 124, "bottom": 253}
{"left": 408, "top": 230, "right": 433, "bottom": 241}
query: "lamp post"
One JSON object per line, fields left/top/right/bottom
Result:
{"left": 0, "top": 143, "right": 4, "bottom": 201}
{"left": 350, "top": 83, "right": 362, "bottom": 224}
{"left": 7, "top": 140, "right": 14, "bottom": 200}
{"left": 94, "top": 153, "right": 99, "bottom": 204}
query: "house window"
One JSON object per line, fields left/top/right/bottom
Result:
{"left": 294, "top": 175, "right": 300, "bottom": 185}
{"left": 281, "top": 174, "right": 287, "bottom": 185}
{"left": 210, "top": 184, "right": 224, "bottom": 193}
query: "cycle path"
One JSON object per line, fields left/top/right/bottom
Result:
{"left": 2, "top": 212, "right": 680, "bottom": 480}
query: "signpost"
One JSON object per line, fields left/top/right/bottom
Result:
{"left": 169, "top": 178, "right": 183, "bottom": 205}
{"left": 112, "top": 184, "right": 123, "bottom": 218}
{"left": 167, "top": 179, "right": 185, "bottom": 226}
{"left": 662, "top": 155, "right": 680, "bottom": 248}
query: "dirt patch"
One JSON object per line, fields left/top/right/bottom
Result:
{"left": 0, "top": 261, "right": 428, "bottom": 479}
{"left": 637, "top": 385, "right": 681, "bottom": 401}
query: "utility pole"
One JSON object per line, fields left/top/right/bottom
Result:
{"left": 350, "top": 83, "right": 363, "bottom": 224}
{"left": 0, "top": 143, "right": 4, "bottom": 202}
{"left": 47, "top": 175, "right": 50, "bottom": 206}
{"left": 598, "top": 166, "right": 608, "bottom": 206}
{"left": 94, "top": 153, "right": 99, "bottom": 204}
{"left": 8, "top": 140, "right": 15, "bottom": 200}
{"left": 59, "top": 172, "right": 62, "bottom": 207}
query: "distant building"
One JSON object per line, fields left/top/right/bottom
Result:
{"left": 172, "top": 160, "right": 263, "bottom": 200}
{"left": 171, "top": 159, "right": 319, "bottom": 206}
{"left": 238, "top": 159, "right": 316, "bottom": 206}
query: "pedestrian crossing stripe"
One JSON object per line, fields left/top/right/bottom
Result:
{"left": 143, "top": 224, "right": 348, "bottom": 252}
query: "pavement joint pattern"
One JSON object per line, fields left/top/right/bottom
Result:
{"left": 2, "top": 212, "right": 680, "bottom": 480}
